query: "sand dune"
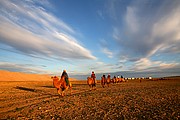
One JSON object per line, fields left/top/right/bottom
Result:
{"left": 0, "top": 70, "right": 77, "bottom": 81}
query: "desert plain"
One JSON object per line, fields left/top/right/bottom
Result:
{"left": 0, "top": 70, "right": 179, "bottom": 120}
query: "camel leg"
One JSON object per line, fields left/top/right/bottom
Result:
{"left": 69, "top": 87, "right": 72, "bottom": 95}
{"left": 93, "top": 85, "right": 96, "bottom": 90}
{"left": 102, "top": 84, "right": 105, "bottom": 88}
{"left": 61, "top": 91, "right": 65, "bottom": 97}
{"left": 89, "top": 85, "right": 92, "bottom": 91}
{"left": 65, "top": 86, "right": 69, "bottom": 91}
{"left": 63, "top": 89, "right": 67, "bottom": 96}
{"left": 69, "top": 85, "right": 72, "bottom": 95}
{"left": 57, "top": 88, "right": 61, "bottom": 96}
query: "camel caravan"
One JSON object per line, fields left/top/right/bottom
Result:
{"left": 87, "top": 74, "right": 125, "bottom": 89}
{"left": 100, "top": 74, "right": 125, "bottom": 88}
{"left": 52, "top": 70, "right": 126, "bottom": 97}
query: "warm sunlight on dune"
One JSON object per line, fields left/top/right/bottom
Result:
{"left": 0, "top": 70, "right": 51, "bottom": 81}
{"left": 0, "top": 70, "right": 77, "bottom": 81}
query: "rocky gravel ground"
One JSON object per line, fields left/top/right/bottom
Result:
{"left": 0, "top": 79, "right": 179, "bottom": 120}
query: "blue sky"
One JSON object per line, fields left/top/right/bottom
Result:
{"left": 0, "top": 0, "right": 180, "bottom": 79}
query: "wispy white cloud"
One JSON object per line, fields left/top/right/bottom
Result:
{"left": 125, "top": 7, "right": 139, "bottom": 33}
{"left": 106, "top": 0, "right": 180, "bottom": 74}
{"left": 0, "top": 62, "right": 50, "bottom": 74}
{"left": 99, "top": 39, "right": 114, "bottom": 58}
{"left": 101, "top": 47, "right": 113, "bottom": 58}
{"left": 112, "top": 0, "right": 180, "bottom": 60}
{"left": 0, "top": 0, "right": 96, "bottom": 61}
{"left": 0, "top": 0, "right": 74, "bottom": 34}
{"left": 0, "top": 19, "right": 96, "bottom": 60}
{"left": 150, "top": 6, "right": 180, "bottom": 55}
{"left": 130, "top": 58, "right": 179, "bottom": 72}
{"left": 132, "top": 58, "right": 160, "bottom": 71}
{"left": 89, "top": 61, "right": 122, "bottom": 73}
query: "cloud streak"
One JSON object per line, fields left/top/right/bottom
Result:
{"left": 112, "top": 0, "right": 180, "bottom": 60}
{"left": 0, "top": 0, "right": 96, "bottom": 60}
{"left": 0, "top": 62, "right": 49, "bottom": 74}
{"left": 99, "top": 39, "right": 114, "bottom": 58}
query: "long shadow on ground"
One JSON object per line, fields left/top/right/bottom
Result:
{"left": 15, "top": 86, "right": 36, "bottom": 92}
{"left": 40, "top": 85, "right": 54, "bottom": 88}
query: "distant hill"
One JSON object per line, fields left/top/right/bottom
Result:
{"left": 163, "top": 76, "right": 180, "bottom": 79}
{"left": 0, "top": 70, "right": 77, "bottom": 81}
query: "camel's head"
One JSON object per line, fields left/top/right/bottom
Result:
{"left": 51, "top": 76, "right": 58, "bottom": 80}
{"left": 51, "top": 76, "right": 60, "bottom": 89}
{"left": 51, "top": 76, "right": 60, "bottom": 84}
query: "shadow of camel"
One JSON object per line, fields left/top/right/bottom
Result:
{"left": 15, "top": 86, "right": 95, "bottom": 98}
{"left": 40, "top": 85, "right": 54, "bottom": 88}
{"left": 14, "top": 86, "right": 57, "bottom": 97}
{"left": 15, "top": 86, "right": 36, "bottom": 92}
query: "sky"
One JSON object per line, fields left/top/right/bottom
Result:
{"left": 0, "top": 0, "right": 180, "bottom": 79}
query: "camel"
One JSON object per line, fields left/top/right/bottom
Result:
{"left": 87, "top": 76, "right": 96, "bottom": 90}
{"left": 101, "top": 76, "right": 106, "bottom": 88}
{"left": 106, "top": 77, "right": 111, "bottom": 87}
{"left": 51, "top": 76, "right": 72, "bottom": 97}
{"left": 112, "top": 77, "right": 117, "bottom": 83}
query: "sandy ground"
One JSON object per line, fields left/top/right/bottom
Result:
{"left": 0, "top": 78, "right": 179, "bottom": 120}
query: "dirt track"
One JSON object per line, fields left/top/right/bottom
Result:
{"left": 0, "top": 79, "right": 179, "bottom": 119}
